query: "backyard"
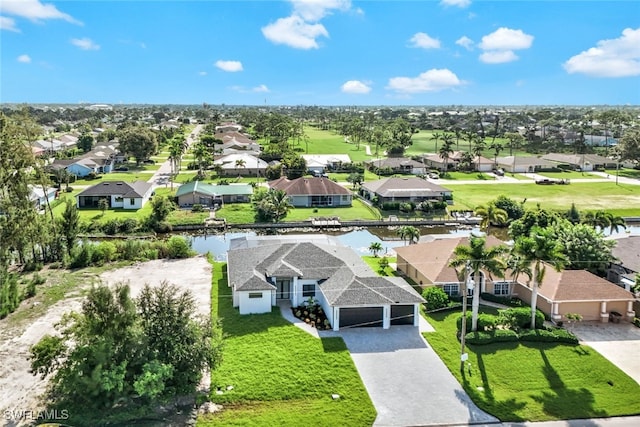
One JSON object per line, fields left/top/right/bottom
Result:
{"left": 199, "top": 263, "right": 376, "bottom": 426}
{"left": 424, "top": 308, "right": 640, "bottom": 421}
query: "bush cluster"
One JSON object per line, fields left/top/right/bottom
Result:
{"left": 480, "top": 292, "right": 524, "bottom": 307}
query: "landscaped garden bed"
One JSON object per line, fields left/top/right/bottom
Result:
{"left": 292, "top": 299, "right": 332, "bottom": 330}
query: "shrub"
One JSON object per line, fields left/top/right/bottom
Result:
{"left": 166, "top": 236, "right": 194, "bottom": 259}
{"left": 102, "top": 219, "right": 121, "bottom": 235}
{"left": 481, "top": 292, "right": 524, "bottom": 307}
{"left": 70, "top": 241, "right": 94, "bottom": 268}
{"left": 153, "top": 221, "right": 173, "bottom": 233}
{"left": 633, "top": 318, "right": 640, "bottom": 328}
{"left": 457, "top": 312, "right": 499, "bottom": 332}
{"left": 93, "top": 241, "right": 118, "bottom": 264}
{"left": 499, "top": 307, "right": 545, "bottom": 330}
{"left": 119, "top": 218, "right": 138, "bottom": 234}
{"left": 465, "top": 329, "right": 519, "bottom": 345}
{"left": 192, "top": 204, "right": 204, "bottom": 213}
{"left": 519, "top": 328, "right": 579, "bottom": 344}
{"left": 422, "top": 287, "right": 449, "bottom": 311}
{"left": 381, "top": 201, "right": 400, "bottom": 211}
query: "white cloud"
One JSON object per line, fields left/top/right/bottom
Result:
{"left": 341, "top": 80, "right": 371, "bottom": 94}
{"left": 253, "top": 84, "right": 270, "bottom": 93}
{"left": 479, "top": 50, "right": 518, "bottom": 64}
{"left": 440, "top": 0, "right": 471, "bottom": 8}
{"left": 17, "top": 54, "right": 31, "bottom": 63}
{"left": 1, "top": 0, "right": 81, "bottom": 25}
{"left": 478, "top": 27, "right": 533, "bottom": 64}
{"left": 291, "top": 0, "right": 351, "bottom": 21}
{"left": 0, "top": 16, "right": 20, "bottom": 32}
{"left": 455, "top": 36, "right": 474, "bottom": 50}
{"left": 563, "top": 27, "right": 640, "bottom": 78}
{"left": 262, "top": 15, "right": 328, "bottom": 49}
{"left": 215, "top": 60, "right": 243, "bottom": 72}
{"left": 387, "top": 69, "right": 464, "bottom": 94}
{"left": 479, "top": 27, "right": 533, "bottom": 50}
{"left": 71, "top": 38, "right": 100, "bottom": 50}
{"left": 409, "top": 32, "right": 441, "bottom": 49}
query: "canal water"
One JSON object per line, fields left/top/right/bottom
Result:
{"left": 188, "top": 224, "right": 640, "bottom": 261}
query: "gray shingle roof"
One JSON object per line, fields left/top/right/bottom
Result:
{"left": 76, "top": 181, "right": 152, "bottom": 198}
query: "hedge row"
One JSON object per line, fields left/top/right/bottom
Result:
{"left": 465, "top": 327, "right": 578, "bottom": 345}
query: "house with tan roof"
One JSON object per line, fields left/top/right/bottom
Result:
{"left": 421, "top": 151, "right": 494, "bottom": 172}
{"left": 495, "top": 156, "right": 556, "bottom": 173}
{"left": 395, "top": 235, "right": 636, "bottom": 323}
{"left": 268, "top": 176, "right": 352, "bottom": 207}
{"left": 360, "top": 177, "right": 452, "bottom": 205}
{"left": 365, "top": 157, "right": 426, "bottom": 175}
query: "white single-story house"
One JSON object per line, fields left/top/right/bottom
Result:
{"left": 28, "top": 185, "right": 58, "bottom": 211}
{"left": 227, "top": 235, "right": 425, "bottom": 330}
{"left": 213, "top": 153, "right": 268, "bottom": 177}
{"left": 76, "top": 180, "right": 154, "bottom": 210}
{"left": 366, "top": 157, "right": 427, "bottom": 175}
{"left": 301, "top": 154, "right": 352, "bottom": 174}
{"left": 495, "top": 156, "right": 557, "bottom": 173}
{"left": 541, "top": 153, "right": 617, "bottom": 172}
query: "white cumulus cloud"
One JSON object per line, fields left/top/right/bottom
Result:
{"left": 563, "top": 27, "right": 640, "bottom": 78}
{"left": 387, "top": 69, "right": 464, "bottom": 94}
{"left": 440, "top": 0, "right": 471, "bottom": 8}
{"left": 1, "top": 0, "right": 81, "bottom": 25}
{"left": 253, "top": 84, "right": 270, "bottom": 93}
{"left": 71, "top": 38, "right": 100, "bottom": 50}
{"left": 0, "top": 16, "right": 20, "bottom": 32}
{"left": 262, "top": 15, "right": 328, "bottom": 49}
{"left": 341, "top": 80, "right": 371, "bottom": 94}
{"left": 215, "top": 60, "right": 243, "bottom": 72}
{"left": 456, "top": 36, "right": 474, "bottom": 50}
{"left": 478, "top": 27, "right": 533, "bottom": 64}
{"left": 291, "top": 0, "right": 351, "bottom": 21}
{"left": 17, "top": 54, "right": 31, "bottom": 63}
{"left": 409, "top": 32, "right": 441, "bottom": 49}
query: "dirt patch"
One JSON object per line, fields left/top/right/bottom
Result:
{"left": 0, "top": 256, "right": 212, "bottom": 425}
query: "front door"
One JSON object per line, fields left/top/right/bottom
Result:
{"left": 276, "top": 280, "right": 291, "bottom": 300}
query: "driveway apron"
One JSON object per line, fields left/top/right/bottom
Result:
{"left": 339, "top": 325, "right": 499, "bottom": 427}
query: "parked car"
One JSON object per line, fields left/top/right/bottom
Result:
{"left": 115, "top": 166, "right": 129, "bottom": 171}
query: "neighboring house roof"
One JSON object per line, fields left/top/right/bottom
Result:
{"left": 610, "top": 236, "right": 640, "bottom": 273}
{"left": 537, "top": 268, "right": 634, "bottom": 302}
{"left": 366, "top": 157, "right": 425, "bottom": 169}
{"left": 175, "top": 181, "right": 252, "bottom": 198}
{"left": 395, "top": 235, "right": 510, "bottom": 284}
{"left": 541, "top": 153, "right": 615, "bottom": 166}
{"left": 421, "top": 151, "right": 492, "bottom": 164}
{"left": 268, "top": 176, "right": 351, "bottom": 196}
{"left": 214, "top": 153, "right": 267, "bottom": 169}
{"left": 228, "top": 238, "right": 424, "bottom": 306}
{"left": 76, "top": 180, "right": 153, "bottom": 198}
{"left": 361, "top": 177, "right": 451, "bottom": 198}
{"left": 495, "top": 156, "right": 556, "bottom": 167}
{"left": 301, "top": 154, "right": 352, "bottom": 167}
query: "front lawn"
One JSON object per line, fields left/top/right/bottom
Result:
{"left": 536, "top": 171, "right": 602, "bottom": 179}
{"left": 199, "top": 263, "right": 376, "bottom": 426}
{"left": 424, "top": 309, "right": 640, "bottom": 421}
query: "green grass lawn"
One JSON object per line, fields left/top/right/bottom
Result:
{"left": 362, "top": 256, "right": 397, "bottom": 276}
{"left": 536, "top": 171, "right": 602, "bottom": 180}
{"left": 604, "top": 168, "right": 640, "bottom": 179}
{"left": 440, "top": 171, "right": 495, "bottom": 181}
{"left": 423, "top": 309, "right": 640, "bottom": 421}
{"left": 198, "top": 263, "right": 376, "bottom": 427}
{"left": 304, "top": 127, "right": 371, "bottom": 162}
{"left": 449, "top": 182, "right": 640, "bottom": 216}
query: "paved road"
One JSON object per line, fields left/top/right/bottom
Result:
{"left": 147, "top": 124, "right": 203, "bottom": 190}
{"left": 340, "top": 325, "right": 499, "bottom": 427}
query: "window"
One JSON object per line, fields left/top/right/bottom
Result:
{"left": 115, "top": 196, "right": 123, "bottom": 202}
{"left": 442, "top": 283, "right": 459, "bottom": 296}
{"left": 129, "top": 198, "right": 135, "bottom": 205}
{"left": 494, "top": 282, "right": 510, "bottom": 296}
{"left": 302, "top": 284, "right": 315, "bottom": 298}
{"left": 248, "top": 292, "right": 262, "bottom": 299}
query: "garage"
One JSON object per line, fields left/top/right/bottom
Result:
{"left": 391, "top": 305, "right": 415, "bottom": 325}
{"left": 339, "top": 307, "right": 383, "bottom": 328}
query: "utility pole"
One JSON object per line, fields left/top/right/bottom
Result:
{"left": 460, "top": 261, "right": 470, "bottom": 372}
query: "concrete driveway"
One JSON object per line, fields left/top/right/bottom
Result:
{"left": 570, "top": 321, "right": 640, "bottom": 385}
{"left": 339, "top": 325, "right": 499, "bottom": 427}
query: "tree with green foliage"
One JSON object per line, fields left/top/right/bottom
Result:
{"left": 368, "top": 242, "right": 383, "bottom": 257}
{"left": 282, "top": 153, "right": 306, "bottom": 179}
{"left": 347, "top": 172, "right": 364, "bottom": 189}
{"left": 492, "top": 195, "right": 524, "bottom": 221}
{"left": 474, "top": 204, "right": 508, "bottom": 231}
{"left": 549, "top": 221, "right": 614, "bottom": 275}
{"left": 565, "top": 203, "right": 581, "bottom": 224}
{"left": 77, "top": 132, "right": 94, "bottom": 152}
{"left": 117, "top": 126, "right": 158, "bottom": 166}
{"left": 60, "top": 199, "right": 80, "bottom": 255}
{"left": 29, "top": 282, "right": 223, "bottom": 414}
{"left": 513, "top": 227, "right": 567, "bottom": 329}
{"left": 422, "top": 286, "right": 449, "bottom": 311}
{"left": 253, "top": 189, "right": 294, "bottom": 223}
{"left": 396, "top": 226, "right": 420, "bottom": 245}
{"left": 508, "top": 207, "right": 560, "bottom": 240}
{"left": 449, "top": 235, "right": 508, "bottom": 331}
{"left": 618, "top": 127, "right": 640, "bottom": 162}
{"left": 150, "top": 195, "right": 175, "bottom": 223}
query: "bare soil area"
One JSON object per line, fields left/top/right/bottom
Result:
{"left": 0, "top": 256, "right": 212, "bottom": 425}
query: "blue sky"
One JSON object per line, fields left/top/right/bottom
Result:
{"left": 1, "top": 0, "right": 639, "bottom": 106}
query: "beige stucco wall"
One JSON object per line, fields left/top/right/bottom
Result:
{"left": 396, "top": 255, "right": 432, "bottom": 288}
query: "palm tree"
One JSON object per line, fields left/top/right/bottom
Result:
{"left": 430, "top": 132, "right": 443, "bottom": 153}
{"left": 605, "top": 212, "right": 626, "bottom": 235}
{"left": 582, "top": 210, "right": 611, "bottom": 230}
{"left": 263, "top": 189, "right": 293, "bottom": 223}
{"left": 489, "top": 141, "right": 503, "bottom": 168}
{"left": 512, "top": 227, "right": 567, "bottom": 329}
{"left": 449, "top": 235, "right": 508, "bottom": 331}
{"left": 368, "top": 242, "right": 383, "bottom": 257}
{"left": 439, "top": 133, "right": 455, "bottom": 175}
{"left": 474, "top": 204, "right": 508, "bottom": 231}
{"left": 472, "top": 137, "right": 487, "bottom": 172}
{"left": 235, "top": 158, "right": 246, "bottom": 173}
{"left": 396, "top": 226, "right": 420, "bottom": 245}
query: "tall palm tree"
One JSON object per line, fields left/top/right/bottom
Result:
{"left": 264, "top": 189, "right": 293, "bottom": 223}
{"left": 368, "top": 242, "right": 383, "bottom": 257}
{"left": 489, "top": 141, "right": 504, "bottom": 168}
{"left": 449, "top": 235, "right": 508, "bottom": 331}
{"left": 396, "top": 226, "right": 420, "bottom": 245}
{"left": 430, "top": 132, "right": 443, "bottom": 153}
{"left": 439, "top": 134, "right": 455, "bottom": 175}
{"left": 512, "top": 227, "right": 567, "bottom": 329}
{"left": 474, "top": 204, "right": 508, "bottom": 231}
{"left": 472, "top": 137, "right": 487, "bottom": 172}
{"left": 605, "top": 212, "right": 626, "bottom": 235}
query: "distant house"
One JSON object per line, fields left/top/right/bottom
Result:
{"left": 421, "top": 151, "right": 493, "bottom": 172}
{"left": 607, "top": 236, "right": 640, "bottom": 292}
{"left": 495, "top": 156, "right": 556, "bottom": 173}
{"left": 213, "top": 153, "right": 268, "bottom": 177}
{"left": 395, "top": 235, "right": 636, "bottom": 323}
{"left": 50, "top": 143, "right": 119, "bottom": 177}
{"left": 268, "top": 176, "right": 352, "bottom": 207}
{"left": 175, "top": 181, "right": 252, "bottom": 208}
{"left": 28, "top": 185, "right": 58, "bottom": 211}
{"left": 541, "top": 153, "right": 617, "bottom": 171}
{"left": 360, "top": 177, "right": 452, "bottom": 205}
{"left": 76, "top": 181, "right": 153, "bottom": 210}
{"left": 366, "top": 157, "right": 426, "bottom": 175}
{"left": 227, "top": 235, "right": 425, "bottom": 330}
{"left": 301, "top": 154, "right": 352, "bottom": 175}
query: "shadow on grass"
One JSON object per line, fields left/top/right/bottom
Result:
{"left": 321, "top": 336, "right": 347, "bottom": 353}
{"left": 533, "top": 349, "right": 608, "bottom": 420}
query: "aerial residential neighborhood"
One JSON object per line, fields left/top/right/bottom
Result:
{"left": 2, "top": 1, "right": 640, "bottom": 427}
